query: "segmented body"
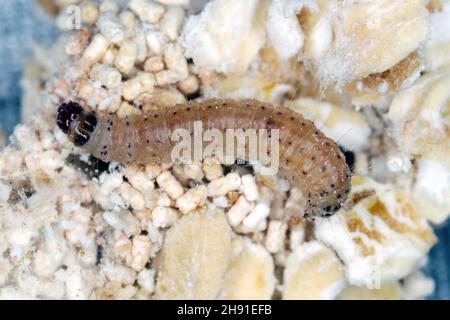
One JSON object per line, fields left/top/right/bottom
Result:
{"left": 58, "top": 99, "right": 351, "bottom": 217}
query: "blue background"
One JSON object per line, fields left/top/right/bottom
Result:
{"left": 0, "top": 0, "right": 449, "bottom": 299}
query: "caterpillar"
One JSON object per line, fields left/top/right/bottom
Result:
{"left": 57, "top": 99, "right": 351, "bottom": 218}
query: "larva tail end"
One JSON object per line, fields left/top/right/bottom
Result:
{"left": 320, "top": 202, "right": 344, "bottom": 217}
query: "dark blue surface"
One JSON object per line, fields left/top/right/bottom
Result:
{"left": 423, "top": 220, "right": 450, "bottom": 299}
{"left": 0, "top": 0, "right": 57, "bottom": 135}
{"left": 0, "top": 0, "right": 449, "bottom": 300}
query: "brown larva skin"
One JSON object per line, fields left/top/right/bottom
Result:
{"left": 59, "top": 99, "right": 351, "bottom": 217}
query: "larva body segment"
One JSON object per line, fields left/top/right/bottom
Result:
{"left": 57, "top": 99, "right": 351, "bottom": 217}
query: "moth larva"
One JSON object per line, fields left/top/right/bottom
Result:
{"left": 57, "top": 99, "right": 351, "bottom": 218}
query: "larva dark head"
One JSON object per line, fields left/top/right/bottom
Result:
{"left": 57, "top": 102, "right": 97, "bottom": 147}
{"left": 57, "top": 102, "right": 84, "bottom": 134}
